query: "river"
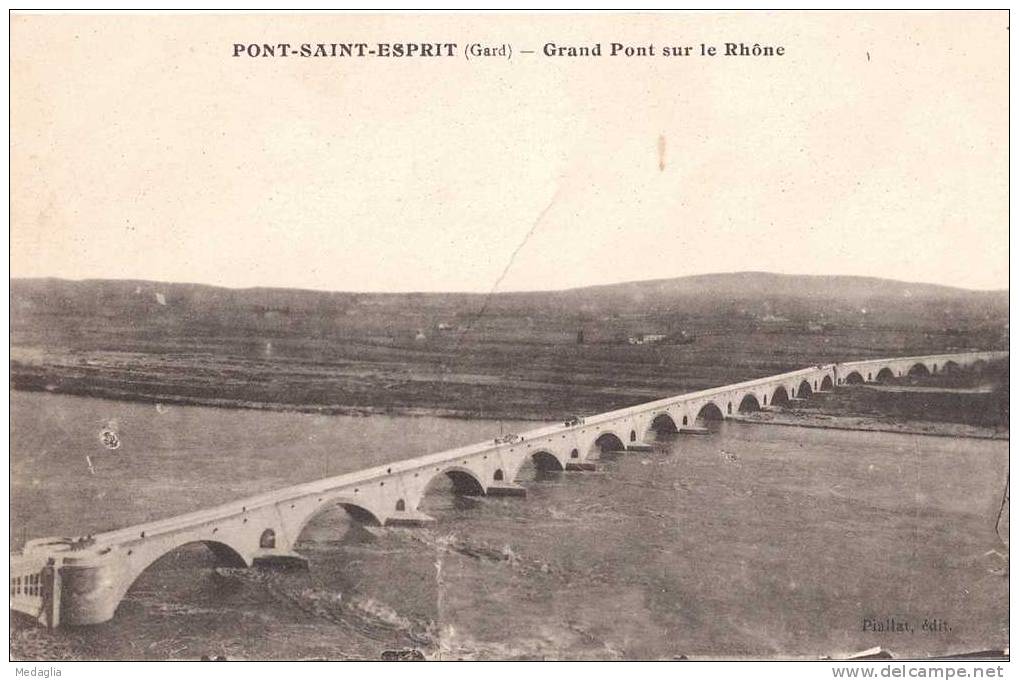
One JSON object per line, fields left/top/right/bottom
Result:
{"left": 9, "top": 392, "right": 1009, "bottom": 660}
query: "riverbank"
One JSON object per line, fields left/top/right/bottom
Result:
{"left": 8, "top": 382, "right": 546, "bottom": 422}
{"left": 733, "top": 410, "right": 1008, "bottom": 440}
{"left": 11, "top": 356, "right": 1010, "bottom": 430}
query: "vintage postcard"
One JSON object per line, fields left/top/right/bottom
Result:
{"left": 8, "top": 10, "right": 1009, "bottom": 668}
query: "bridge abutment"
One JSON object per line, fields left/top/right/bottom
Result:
{"left": 55, "top": 553, "right": 127, "bottom": 627}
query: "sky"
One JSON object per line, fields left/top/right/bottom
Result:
{"left": 9, "top": 12, "right": 1009, "bottom": 292}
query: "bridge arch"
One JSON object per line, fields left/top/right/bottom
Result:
{"left": 796, "top": 380, "right": 813, "bottom": 399}
{"left": 738, "top": 393, "right": 761, "bottom": 413}
{"left": 908, "top": 363, "right": 931, "bottom": 377}
{"left": 844, "top": 371, "right": 864, "bottom": 385}
{"left": 820, "top": 375, "right": 833, "bottom": 391}
{"left": 771, "top": 386, "right": 790, "bottom": 406}
{"left": 591, "top": 432, "right": 626, "bottom": 458}
{"left": 647, "top": 412, "right": 679, "bottom": 439}
{"left": 114, "top": 539, "right": 250, "bottom": 620}
{"left": 425, "top": 466, "right": 487, "bottom": 497}
{"left": 943, "top": 360, "right": 960, "bottom": 374}
{"left": 875, "top": 367, "right": 895, "bottom": 383}
{"left": 694, "top": 402, "right": 724, "bottom": 427}
{"left": 291, "top": 494, "right": 385, "bottom": 543}
{"left": 528, "top": 449, "right": 565, "bottom": 472}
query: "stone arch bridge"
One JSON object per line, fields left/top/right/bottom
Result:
{"left": 10, "top": 350, "right": 1006, "bottom": 627}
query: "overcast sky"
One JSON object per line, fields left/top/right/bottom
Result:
{"left": 10, "top": 12, "right": 1008, "bottom": 292}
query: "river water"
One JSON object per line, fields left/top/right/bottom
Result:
{"left": 9, "top": 392, "right": 1009, "bottom": 660}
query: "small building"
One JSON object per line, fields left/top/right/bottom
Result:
{"left": 628, "top": 333, "right": 667, "bottom": 345}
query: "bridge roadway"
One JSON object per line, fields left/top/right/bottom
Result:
{"left": 10, "top": 350, "right": 1007, "bottom": 627}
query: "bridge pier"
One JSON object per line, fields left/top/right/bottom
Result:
{"left": 384, "top": 510, "right": 436, "bottom": 527}
{"left": 486, "top": 483, "right": 527, "bottom": 497}
{"left": 252, "top": 550, "right": 309, "bottom": 570}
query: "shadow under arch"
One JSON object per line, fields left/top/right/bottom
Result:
{"left": 291, "top": 494, "right": 385, "bottom": 549}
{"left": 875, "top": 367, "right": 895, "bottom": 383}
{"left": 771, "top": 385, "right": 791, "bottom": 406}
{"left": 796, "top": 380, "right": 813, "bottom": 399}
{"left": 591, "top": 431, "right": 626, "bottom": 458}
{"left": 648, "top": 413, "right": 679, "bottom": 439}
{"left": 820, "top": 375, "right": 833, "bottom": 391}
{"left": 115, "top": 539, "right": 249, "bottom": 619}
{"left": 528, "top": 450, "right": 565, "bottom": 473}
{"left": 694, "top": 402, "right": 724, "bottom": 428}
{"left": 908, "top": 363, "right": 931, "bottom": 377}
{"left": 738, "top": 393, "right": 761, "bottom": 414}
{"left": 424, "top": 466, "right": 487, "bottom": 497}
{"left": 844, "top": 371, "right": 865, "bottom": 385}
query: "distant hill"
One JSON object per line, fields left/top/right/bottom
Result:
{"left": 10, "top": 272, "right": 1008, "bottom": 331}
{"left": 505, "top": 272, "right": 1007, "bottom": 319}
{"left": 559, "top": 271, "right": 1002, "bottom": 302}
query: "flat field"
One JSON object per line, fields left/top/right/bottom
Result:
{"left": 10, "top": 273, "right": 1008, "bottom": 420}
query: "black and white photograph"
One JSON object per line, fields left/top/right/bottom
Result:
{"left": 7, "top": 9, "right": 1011, "bottom": 669}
